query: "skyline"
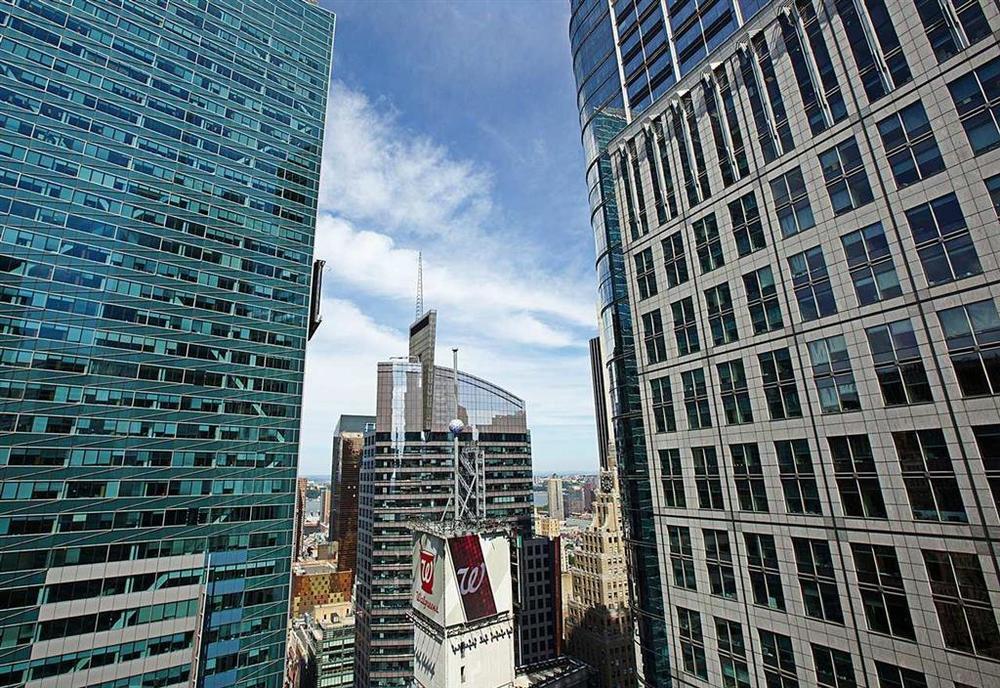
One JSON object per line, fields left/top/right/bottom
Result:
{"left": 299, "top": 0, "right": 600, "bottom": 476}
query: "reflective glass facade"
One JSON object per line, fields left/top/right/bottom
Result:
{"left": 0, "top": 1, "right": 333, "bottom": 687}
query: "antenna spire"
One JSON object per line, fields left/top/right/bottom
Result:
{"left": 415, "top": 251, "right": 424, "bottom": 319}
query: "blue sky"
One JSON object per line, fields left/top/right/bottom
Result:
{"left": 298, "top": 1, "right": 601, "bottom": 476}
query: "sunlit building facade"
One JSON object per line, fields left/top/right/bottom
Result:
{"left": 0, "top": 1, "right": 334, "bottom": 687}
{"left": 594, "top": 0, "right": 1000, "bottom": 686}
{"left": 353, "top": 311, "right": 533, "bottom": 686}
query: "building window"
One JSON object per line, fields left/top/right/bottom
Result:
{"left": 672, "top": 297, "right": 701, "bottom": 356}
{"left": 716, "top": 618, "right": 751, "bottom": 688}
{"left": 704, "top": 530, "right": 737, "bottom": 599}
{"left": 893, "top": 430, "right": 967, "bottom": 523}
{"left": 840, "top": 222, "right": 903, "bottom": 306}
{"left": 718, "top": 359, "right": 753, "bottom": 425}
{"left": 922, "top": 549, "right": 1000, "bottom": 659}
{"left": 812, "top": 644, "right": 856, "bottom": 688}
{"left": 876, "top": 102, "right": 946, "bottom": 188}
{"left": 652, "top": 120, "right": 680, "bottom": 220}
{"left": 819, "top": 138, "right": 874, "bottom": 215}
{"left": 793, "top": 538, "right": 844, "bottom": 624}
{"left": 681, "top": 94, "right": 712, "bottom": 202}
{"left": 650, "top": 376, "right": 677, "bottom": 433}
{"left": 728, "top": 191, "right": 766, "bottom": 257}
{"left": 833, "top": 0, "right": 910, "bottom": 102}
{"left": 752, "top": 35, "right": 795, "bottom": 159}
{"left": 634, "top": 248, "right": 658, "bottom": 299}
{"left": 644, "top": 131, "right": 669, "bottom": 226}
{"left": 770, "top": 167, "right": 815, "bottom": 238}
{"left": 619, "top": 150, "right": 640, "bottom": 240}
{"left": 641, "top": 310, "right": 667, "bottom": 364}
{"left": 705, "top": 283, "right": 738, "bottom": 346}
{"left": 875, "top": 662, "right": 927, "bottom": 688}
{"left": 829, "top": 434, "right": 887, "bottom": 518}
{"left": 677, "top": 607, "right": 708, "bottom": 679}
{"left": 693, "top": 213, "right": 724, "bottom": 273}
{"left": 705, "top": 71, "right": 749, "bottom": 187}
{"left": 905, "top": 193, "right": 981, "bottom": 285}
{"left": 948, "top": 57, "right": 1000, "bottom": 155}
{"left": 851, "top": 543, "right": 916, "bottom": 640}
{"left": 628, "top": 139, "right": 649, "bottom": 236}
{"left": 938, "top": 299, "right": 1000, "bottom": 396}
{"left": 776, "top": 439, "right": 821, "bottom": 515}
{"left": 759, "top": 629, "right": 798, "bottom": 687}
{"left": 682, "top": 369, "right": 712, "bottom": 430}
{"left": 671, "top": 105, "right": 702, "bottom": 208}
{"left": 866, "top": 319, "right": 932, "bottom": 406}
{"left": 662, "top": 231, "right": 689, "bottom": 287}
{"left": 779, "top": 0, "right": 848, "bottom": 135}
{"left": 915, "top": 0, "right": 991, "bottom": 62}
{"left": 789, "top": 246, "right": 837, "bottom": 321}
{"left": 743, "top": 266, "right": 783, "bottom": 334}
{"left": 973, "top": 424, "right": 1000, "bottom": 511}
{"left": 808, "top": 335, "right": 860, "bottom": 414}
{"left": 668, "top": 527, "right": 697, "bottom": 590}
{"left": 745, "top": 532, "right": 785, "bottom": 610}
{"left": 759, "top": 348, "right": 802, "bottom": 420}
{"left": 693, "top": 446, "right": 724, "bottom": 509}
{"left": 731, "top": 443, "right": 767, "bottom": 512}
{"left": 987, "top": 174, "right": 1000, "bottom": 218}
{"left": 659, "top": 448, "right": 686, "bottom": 507}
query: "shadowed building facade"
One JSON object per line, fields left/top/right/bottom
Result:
{"left": 329, "top": 413, "right": 373, "bottom": 586}
{"left": 0, "top": 1, "right": 334, "bottom": 687}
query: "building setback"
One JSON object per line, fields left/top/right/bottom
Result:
{"left": 354, "top": 311, "right": 534, "bottom": 686}
{"left": 576, "top": 0, "right": 1000, "bottom": 685}
{"left": 0, "top": 1, "right": 334, "bottom": 687}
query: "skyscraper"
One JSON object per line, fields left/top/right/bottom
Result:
{"left": 0, "top": 2, "right": 334, "bottom": 687}
{"left": 574, "top": 0, "right": 1000, "bottom": 687}
{"left": 547, "top": 473, "right": 565, "bottom": 520}
{"left": 354, "top": 311, "right": 533, "bottom": 686}
{"left": 565, "top": 337, "right": 636, "bottom": 688}
{"left": 329, "top": 413, "right": 373, "bottom": 586}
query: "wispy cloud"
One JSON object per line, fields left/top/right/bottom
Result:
{"left": 299, "top": 80, "right": 598, "bottom": 474}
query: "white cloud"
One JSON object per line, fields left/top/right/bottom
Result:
{"left": 298, "top": 81, "right": 598, "bottom": 474}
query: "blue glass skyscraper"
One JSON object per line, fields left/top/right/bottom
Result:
{"left": 0, "top": 2, "right": 333, "bottom": 687}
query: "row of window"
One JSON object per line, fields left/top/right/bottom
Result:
{"left": 635, "top": 170, "right": 990, "bottom": 340}
{"left": 619, "top": 41, "right": 997, "bottom": 237}
{"left": 682, "top": 608, "right": 980, "bottom": 688}
{"left": 670, "top": 533, "right": 1000, "bottom": 665}
{"left": 659, "top": 426, "right": 990, "bottom": 523}
{"left": 646, "top": 302, "right": 999, "bottom": 428}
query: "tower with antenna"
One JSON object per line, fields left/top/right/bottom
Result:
{"left": 415, "top": 251, "right": 423, "bottom": 320}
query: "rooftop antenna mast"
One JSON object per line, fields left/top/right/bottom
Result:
{"left": 415, "top": 251, "right": 423, "bottom": 320}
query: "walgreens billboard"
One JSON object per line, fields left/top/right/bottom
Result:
{"left": 411, "top": 529, "right": 512, "bottom": 627}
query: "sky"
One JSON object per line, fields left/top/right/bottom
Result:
{"left": 298, "top": 0, "right": 601, "bottom": 476}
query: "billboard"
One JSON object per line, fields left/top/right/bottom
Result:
{"left": 448, "top": 534, "right": 498, "bottom": 622}
{"left": 412, "top": 529, "right": 512, "bottom": 628}
{"left": 413, "top": 531, "right": 448, "bottom": 625}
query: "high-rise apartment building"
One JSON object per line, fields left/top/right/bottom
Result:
{"left": 547, "top": 473, "right": 566, "bottom": 520}
{"left": 574, "top": 0, "right": 1000, "bottom": 686}
{"left": 0, "top": 2, "right": 334, "bottom": 687}
{"left": 514, "top": 536, "right": 565, "bottom": 667}
{"left": 329, "top": 413, "right": 372, "bottom": 585}
{"left": 354, "top": 311, "right": 533, "bottom": 686}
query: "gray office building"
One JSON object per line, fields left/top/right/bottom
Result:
{"left": 572, "top": 0, "right": 1000, "bottom": 685}
{"left": 353, "top": 310, "right": 533, "bottom": 686}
